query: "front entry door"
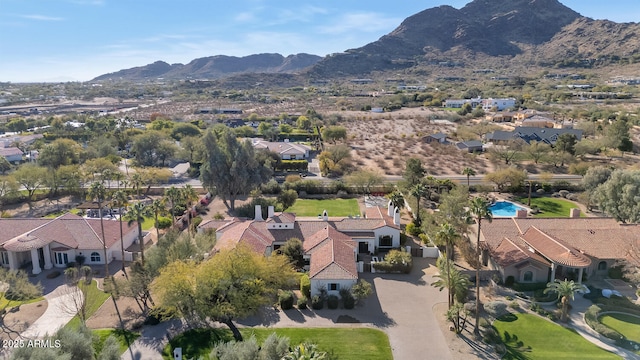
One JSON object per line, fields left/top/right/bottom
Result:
{"left": 359, "top": 242, "right": 369, "bottom": 253}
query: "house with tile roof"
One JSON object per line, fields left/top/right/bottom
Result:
{"left": 251, "top": 139, "right": 312, "bottom": 160}
{"left": 477, "top": 214, "right": 640, "bottom": 284}
{"left": 198, "top": 203, "right": 402, "bottom": 297}
{"left": 0, "top": 213, "right": 141, "bottom": 274}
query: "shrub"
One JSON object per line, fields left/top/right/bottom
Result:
{"left": 505, "top": 296, "right": 514, "bottom": 301}
{"left": 261, "top": 179, "right": 282, "bottom": 194}
{"left": 351, "top": 279, "right": 373, "bottom": 303}
{"left": 311, "top": 295, "right": 323, "bottom": 310}
{"left": 505, "top": 276, "right": 515, "bottom": 287}
{"left": 278, "top": 290, "right": 295, "bottom": 310}
{"left": 327, "top": 295, "right": 339, "bottom": 309}
{"left": 608, "top": 265, "right": 624, "bottom": 279}
{"left": 513, "top": 282, "right": 548, "bottom": 292}
{"left": 157, "top": 217, "right": 172, "bottom": 229}
{"left": 343, "top": 293, "right": 355, "bottom": 309}
{"left": 484, "top": 301, "right": 509, "bottom": 318}
{"left": 300, "top": 274, "right": 311, "bottom": 298}
{"left": 372, "top": 249, "right": 413, "bottom": 273}
{"left": 191, "top": 216, "right": 203, "bottom": 229}
{"left": 405, "top": 222, "right": 422, "bottom": 236}
{"left": 297, "top": 296, "right": 308, "bottom": 309}
{"left": 509, "top": 301, "right": 520, "bottom": 310}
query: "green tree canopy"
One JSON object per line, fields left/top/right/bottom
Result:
{"left": 38, "top": 138, "right": 82, "bottom": 169}
{"left": 321, "top": 126, "right": 347, "bottom": 144}
{"left": 404, "top": 158, "right": 425, "bottom": 187}
{"left": 131, "top": 130, "right": 177, "bottom": 167}
{"left": 593, "top": 169, "right": 640, "bottom": 223}
{"left": 171, "top": 123, "right": 201, "bottom": 140}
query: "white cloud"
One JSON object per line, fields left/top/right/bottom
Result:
{"left": 316, "top": 12, "right": 401, "bottom": 35}
{"left": 20, "top": 14, "right": 65, "bottom": 21}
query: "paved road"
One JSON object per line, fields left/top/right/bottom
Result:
{"left": 19, "top": 284, "right": 83, "bottom": 339}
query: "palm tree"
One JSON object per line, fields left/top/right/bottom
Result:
{"left": 544, "top": 279, "right": 586, "bottom": 322}
{"left": 468, "top": 196, "right": 492, "bottom": 334}
{"left": 386, "top": 190, "right": 405, "bottom": 210}
{"left": 461, "top": 167, "right": 476, "bottom": 188}
{"left": 164, "top": 186, "right": 181, "bottom": 227}
{"left": 181, "top": 184, "right": 199, "bottom": 236}
{"left": 148, "top": 198, "right": 167, "bottom": 242}
{"left": 111, "top": 190, "right": 129, "bottom": 273}
{"left": 88, "top": 182, "right": 109, "bottom": 277}
{"left": 130, "top": 172, "right": 144, "bottom": 200}
{"left": 432, "top": 255, "right": 470, "bottom": 310}
{"left": 435, "top": 223, "right": 460, "bottom": 308}
{"left": 409, "top": 182, "right": 428, "bottom": 226}
{"left": 124, "top": 202, "right": 152, "bottom": 265}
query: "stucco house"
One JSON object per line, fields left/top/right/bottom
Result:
{"left": 0, "top": 147, "right": 23, "bottom": 163}
{"left": 477, "top": 214, "right": 640, "bottom": 284}
{"left": 198, "top": 204, "right": 401, "bottom": 297}
{"left": 0, "top": 213, "right": 141, "bottom": 274}
{"left": 456, "top": 140, "right": 484, "bottom": 153}
{"left": 251, "top": 139, "right": 312, "bottom": 160}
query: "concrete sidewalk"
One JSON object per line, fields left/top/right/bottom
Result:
{"left": 121, "top": 319, "right": 187, "bottom": 360}
{"left": 19, "top": 284, "right": 83, "bottom": 339}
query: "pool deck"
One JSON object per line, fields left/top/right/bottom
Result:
{"left": 489, "top": 199, "right": 532, "bottom": 218}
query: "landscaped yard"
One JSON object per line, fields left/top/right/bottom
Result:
{"left": 64, "top": 279, "right": 111, "bottom": 330}
{"left": 516, "top": 197, "right": 585, "bottom": 218}
{"left": 162, "top": 327, "right": 392, "bottom": 360}
{"left": 287, "top": 198, "right": 360, "bottom": 217}
{"left": 93, "top": 328, "right": 140, "bottom": 354}
{"left": 0, "top": 293, "right": 44, "bottom": 310}
{"left": 600, "top": 313, "right": 640, "bottom": 343}
{"left": 493, "top": 313, "right": 618, "bottom": 359}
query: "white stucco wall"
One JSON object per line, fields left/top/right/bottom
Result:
{"left": 310, "top": 279, "right": 357, "bottom": 298}
{"left": 373, "top": 226, "right": 400, "bottom": 248}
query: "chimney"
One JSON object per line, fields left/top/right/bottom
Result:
{"left": 393, "top": 207, "right": 400, "bottom": 226}
{"left": 322, "top": 210, "right": 328, "bottom": 221}
{"left": 387, "top": 200, "right": 394, "bottom": 217}
{"left": 254, "top": 205, "right": 263, "bottom": 221}
{"left": 515, "top": 209, "right": 528, "bottom": 218}
{"left": 268, "top": 205, "right": 275, "bottom": 218}
{"left": 569, "top": 208, "right": 581, "bottom": 218}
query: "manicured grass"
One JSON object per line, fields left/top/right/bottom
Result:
{"left": 493, "top": 313, "right": 618, "bottom": 359}
{"left": 93, "top": 328, "right": 140, "bottom": 354}
{"left": 44, "top": 208, "right": 82, "bottom": 218}
{"left": 0, "top": 293, "right": 44, "bottom": 310}
{"left": 516, "top": 197, "right": 585, "bottom": 218}
{"left": 140, "top": 216, "right": 155, "bottom": 230}
{"left": 162, "top": 327, "right": 392, "bottom": 360}
{"left": 287, "top": 198, "right": 360, "bottom": 217}
{"left": 600, "top": 313, "right": 640, "bottom": 343}
{"left": 64, "top": 279, "right": 111, "bottom": 330}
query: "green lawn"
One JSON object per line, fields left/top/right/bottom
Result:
{"left": 93, "top": 328, "right": 140, "bottom": 354}
{"left": 287, "top": 198, "right": 360, "bottom": 217}
{"left": 162, "top": 328, "right": 392, "bottom": 360}
{"left": 600, "top": 313, "right": 640, "bottom": 343}
{"left": 64, "top": 279, "right": 111, "bottom": 330}
{"left": 140, "top": 216, "right": 155, "bottom": 230}
{"left": 0, "top": 293, "right": 44, "bottom": 310}
{"left": 516, "top": 197, "right": 585, "bottom": 218}
{"left": 493, "top": 313, "right": 618, "bottom": 359}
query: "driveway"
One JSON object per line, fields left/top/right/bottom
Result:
{"left": 19, "top": 284, "right": 83, "bottom": 339}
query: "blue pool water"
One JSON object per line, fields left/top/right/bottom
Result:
{"left": 489, "top": 201, "right": 525, "bottom": 217}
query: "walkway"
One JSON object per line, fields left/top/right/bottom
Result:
{"left": 19, "top": 284, "right": 83, "bottom": 339}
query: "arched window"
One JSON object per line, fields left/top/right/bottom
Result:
{"left": 90, "top": 252, "right": 101, "bottom": 262}
{"left": 598, "top": 261, "right": 607, "bottom": 271}
{"left": 523, "top": 271, "right": 533, "bottom": 282}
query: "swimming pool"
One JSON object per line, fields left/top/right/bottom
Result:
{"left": 489, "top": 201, "right": 525, "bottom": 217}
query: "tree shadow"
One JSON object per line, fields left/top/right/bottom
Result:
{"left": 499, "top": 331, "right": 532, "bottom": 360}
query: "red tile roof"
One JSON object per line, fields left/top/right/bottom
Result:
{"left": 520, "top": 227, "right": 591, "bottom": 268}
{"left": 308, "top": 239, "right": 357, "bottom": 280}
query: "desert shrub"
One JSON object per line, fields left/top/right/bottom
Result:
{"left": 1, "top": 269, "right": 42, "bottom": 301}
{"left": 278, "top": 290, "right": 295, "bottom": 310}
{"left": 608, "top": 265, "right": 624, "bottom": 279}
{"left": 297, "top": 296, "right": 308, "bottom": 309}
{"left": 509, "top": 301, "right": 520, "bottom": 309}
{"left": 311, "top": 295, "right": 323, "bottom": 310}
{"left": 484, "top": 301, "right": 509, "bottom": 318}
{"left": 478, "top": 317, "right": 491, "bottom": 328}
{"left": 327, "top": 295, "right": 339, "bottom": 309}
{"left": 261, "top": 179, "right": 282, "bottom": 194}
{"left": 351, "top": 279, "right": 373, "bottom": 303}
{"left": 505, "top": 276, "right": 515, "bottom": 287}
{"left": 343, "top": 293, "right": 355, "bottom": 309}
{"left": 157, "top": 217, "right": 172, "bottom": 229}
{"left": 300, "top": 274, "right": 311, "bottom": 298}
{"left": 373, "top": 249, "right": 413, "bottom": 273}
{"left": 405, "top": 222, "right": 422, "bottom": 236}
{"left": 505, "top": 296, "right": 514, "bottom": 301}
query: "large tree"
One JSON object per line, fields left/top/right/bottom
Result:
{"left": 468, "top": 197, "right": 492, "bottom": 334}
{"left": 435, "top": 223, "right": 459, "bottom": 308}
{"left": 554, "top": 133, "right": 577, "bottom": 166}
{"left": 403, "top": 158, "right": 425, "bottom": 187}
{"left": 124, "top": 202, "right": 152, "bottom": 265}
{"left": 200, "top": 128, "right": 271, "bottom": 211}
{"left": 544, "top": 279, "right": 586, "bottom": 322}
{"left": 409, "top": 182, "right": 428, "bottom": 226}
{"left": 13, "top": 163, "right": 48, "bottom": 203}
{"left": 131, "top": 130, "right": 177, "bottom": 167}
{"left": 345, "top": 169, "right": 384, "bottom": 194}
{"left": 154, "top": 245, "right": 296, "bottom": 341}
{"left": 593, "top": 169, "right": 640, "bottom": 223}
{"left": 38, "top": 138, "right": 81, "bottom": 169}
{"left": 461, "top": 167, "right": 476, "bottom": 188}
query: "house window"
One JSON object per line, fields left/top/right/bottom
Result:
{"left": 598, "top": 261, "right": 607, "bottom": 271}
{"left": 0, "top": 251, "right": 8, "bottom": 265}
{"left": 523, "top": 271, "right": 533, "bottom": 282}
{"left": 55, "top": 252, "right": 69, "bottom": 266}
{"left": 379, "top": 235, "right": 392, "bottom": 247}
{"left": 329, "top": 283, "right": 340, "bottom": 291}
{"left": 90, "top": 252, "right": 101, "bottom": 262}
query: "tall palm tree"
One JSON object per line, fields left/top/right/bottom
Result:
{"left": 409, "top": 182, "right": 428, "bottom": 226}
{"left": 468, "top": 196, "right": 492, "bottom": 334}
{"left": 149, "top": 198, "right": 167, "bottom": 242}
{"left": 130, "top": 172, "right": 144, "bottom": 200}
{"left": 88, "top": 182, "right": 109, "bottom": 277}
{"left": 435, "top": 223, "right": 460, "bottom": 308}
{"left": 461, "top": 167, "right": 476, "bottom": 188}
{"left": 124, "top": 202, "right": 152, "bottom": 265}
{"left": 111, "top": 190, "right": 129, "bottom": 273}
{"left": 432, "top": 256, "right": 470, "bottom": 310}
{"left": 101, "top": 169, "right": 114, "bottom": 190}
{"left": 544, "top": 279, "right": 586, "bottom": 322}
{"left": 181, "top": 185, "right": 199, "bottom": 236}
{"left": 164, "top": 186, "right": 181, "bottom": 227}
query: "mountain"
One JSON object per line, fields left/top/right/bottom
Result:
{"left": 310, "top": 0, "right": 640, "bottom": 77}
{"left": 92, "top": 53, "right": 322, "bottom": 81}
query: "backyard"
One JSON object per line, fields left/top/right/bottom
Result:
{"left": 493, "top": 313, "right": 619, "bottom": 359}
{"left": 162, "top": 327, "right": 392, "bottom": 360}
{"left": 600, "top": 313, "right": 640, "bottom": 343}
{"left": 515, "top": 196, "right": 584, "bottom": 218}
{"left": 287, "top": 198, "right": 361, "bottom": 217}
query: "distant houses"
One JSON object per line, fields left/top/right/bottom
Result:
{"left": 444, "top": 97, "right": 516, "bottom": 111}
{"left": 485, "top": 127, "right": 583, "bottom": 145}
{"left": 423, "top": 133, "right": 483, "bottom": 152}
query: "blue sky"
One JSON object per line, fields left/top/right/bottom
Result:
{"left": 0, "top": 0, "right": 638, "bottom": 82}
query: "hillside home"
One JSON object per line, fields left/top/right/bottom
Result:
{"left": 485, "top": 127, "right": 583, "bottom": 145}
{"left": 477, "top": 213, "right": 640, "bottom": 284}
{"left": 198, "top": 203, "right": 401, "bottom": 297}
{"left": 0, "top": 213, "right": 142, "bottom": 274}
{"left": 444, "top": 98, "right": 482, "bottom": 109}
{"left": 456, "top": 140, "right": 484, "bottom": 153}
{"left": 423, "top": 132, "right": 449, "bottom": 144}
{"left": 482, "top": 98, "right": 516, "bottom": 111}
